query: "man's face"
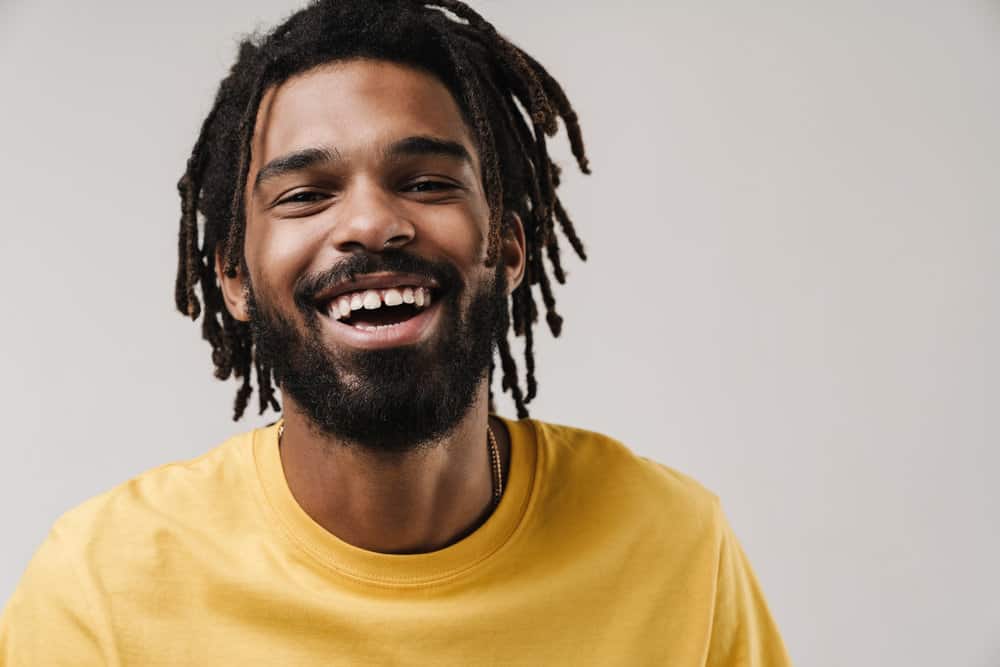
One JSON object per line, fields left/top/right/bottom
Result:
{"left": 219, "top": 59, "right": 525, "bottom": 453}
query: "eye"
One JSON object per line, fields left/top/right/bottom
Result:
{"left": 276, "top": 191, "right": 327, "bottom": 206}
{"left": 403, "top": 180, "right": 459, "bottom": 194}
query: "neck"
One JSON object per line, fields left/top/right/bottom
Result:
{"left": 276, "top": 381, "right": 510, "bottom": 554}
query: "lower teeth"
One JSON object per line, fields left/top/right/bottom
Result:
{"left": 353, "top": 322, "right": 404, "bottom": 331}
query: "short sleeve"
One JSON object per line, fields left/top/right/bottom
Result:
{"left": 0, "top": 526, "right": 110, "bottom": 665}
{"left": 705, "top": 503, "right": 793, "bottom": 666}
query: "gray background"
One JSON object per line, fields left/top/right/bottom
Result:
{"left": 1, "top": 1, "right": 998, "bottom": 665}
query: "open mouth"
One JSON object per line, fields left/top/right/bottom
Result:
{"left": 320, "top": 285, "right": 438, "bottom": 331}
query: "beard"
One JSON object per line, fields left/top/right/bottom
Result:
{"left": 246, "top": 251, "right": 507, "bottom": 456}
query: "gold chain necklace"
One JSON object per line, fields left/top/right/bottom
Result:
{"left": 486, "top": 424, "right": 503, "bottom": 509}
{"left": 277, "top": 422, "right": 504, "bottom": 509}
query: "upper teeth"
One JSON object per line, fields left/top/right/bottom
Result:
{"left": 329, "top": 286, "right": 433, "bottom": 320}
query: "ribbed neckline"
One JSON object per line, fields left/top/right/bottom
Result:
{"left": 252, "top": 416, "right": 540, "bottom": 588}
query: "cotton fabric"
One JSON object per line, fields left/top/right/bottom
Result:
{"left": 1, "top": 418, "right": 791, "bottom": 665}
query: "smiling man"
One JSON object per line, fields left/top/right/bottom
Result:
{"left": 1, "top": 1, "right": 791, "bottom": 665}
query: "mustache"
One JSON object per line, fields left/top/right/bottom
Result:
{"left": 292, "top": 251, "right": 462, "bottom": 310}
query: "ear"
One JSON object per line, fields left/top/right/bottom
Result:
{"left": 501, "top": 212, "right": 527, "bottom": 293}
{"left": 215, "top": 250, "right": 251, "bottom": 322}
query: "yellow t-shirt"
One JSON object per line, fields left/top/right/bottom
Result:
{"left": 1, "top": 418, "right": 791, "bottom": 665}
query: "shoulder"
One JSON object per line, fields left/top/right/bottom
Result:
{"left": 525, "top": 418, "right": 722, "bottom": 534}
{"left": 47, "top": 428, "right": 260, "bottom": 561}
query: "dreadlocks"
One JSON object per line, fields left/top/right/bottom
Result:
{"left": 174, "top": 0, "right": 589, "bottom": 421}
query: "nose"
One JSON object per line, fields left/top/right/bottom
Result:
{"left": 327, "top": 180, "right": 415, "bottom": 253}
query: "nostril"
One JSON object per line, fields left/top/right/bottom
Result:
{"left": 382, "top": 236, "right": 410, "bottom": 250}
{"left": 337, "top": 241, "right": 369, "bottom": 254}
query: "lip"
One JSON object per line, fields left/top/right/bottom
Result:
{"left": 312, "top": 272, "right": 441, "bottom": 306}
{"left": 318, "top": 294, "right": 444, "bottom": 350}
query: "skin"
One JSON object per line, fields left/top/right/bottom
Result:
{"left": 217, "top": 59, "right": 527, "bottom": 554}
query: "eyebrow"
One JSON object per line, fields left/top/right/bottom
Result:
{"left": 252, "top": 135, "right": 473, "bottom": 192}
{"left": 253, "top": 146, "right": 340, "bottom": 192}
{"left": 385, "top": 136, "right": 472, "bottom": 165}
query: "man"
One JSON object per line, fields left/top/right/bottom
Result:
{"left": 0, "top": 1, "right": 792, "bottom": 664}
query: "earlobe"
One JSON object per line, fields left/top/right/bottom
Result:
{"left": 215, "top": 251, "right": 250, "bottom": 322}
{"left": 502, "top": 212, "right": 527, "bottom": 293}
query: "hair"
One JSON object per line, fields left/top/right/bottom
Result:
{"left": 174, "top": 0, "right": 590, "bottom": 421}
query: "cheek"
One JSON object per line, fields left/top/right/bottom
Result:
{"left": 416, "top": 204, "right": 490, "bottom": 266}
{"left": 244, "top": 223, "right": 306, "bottom": 312}
{"left": 244, "top": 215, "right": 326, "bottom": 293}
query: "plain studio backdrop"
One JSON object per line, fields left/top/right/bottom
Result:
{"left": 1, "top": 1, "right": 997, "bottom": 664}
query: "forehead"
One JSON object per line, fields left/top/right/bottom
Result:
{"left": 251, "top": 59, "right": 477, "bottom": 169}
